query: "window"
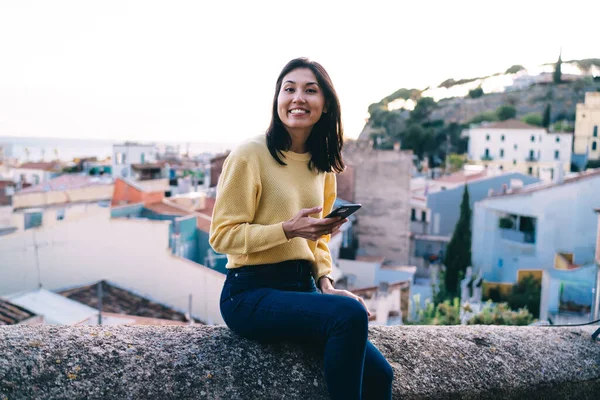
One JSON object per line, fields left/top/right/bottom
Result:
{"left": 486, "top": 134, "right": 490, "bottom": 141}
{"left": 141, "top": 153, "right": 145, "bottom": 164}
{"left": 538, "top": 150, "right": 541, "bottom": 159}
{"left": 513, "top": 159, "right": 517, "bottom": 165}
{"left": 499, "top": 165, "right": 504, "bottom": 171}
{"left": 421, "top": 211, "right": 427, "bottom": 222}
{"left": 411, "top": 209, "right": 416, "bottom": 221}
{"left": 529, "top": 150, "right": 534, "bottom": 159}
{"left": 554, "top": 150, "right": 560, "bottom": 160}
{"left": 594, "top": 125, "right": 598, "bottom": 137}
{"left": 501, "top": 135, "right": 505, "bottom": 142}
{"left": 528, "top": 167, "right": 533, "bottom": 175}
{"left": 555, "top": 137, "right": 560, "bottom": 143}
{"left": 530, "top": 135, "right": 535, "bottom": 142}
{"left": 514, "top": 144, "right": 518, "bottom": 150}
{"left": 539, "top": 135, "right": 542, "bottom": 142}
{"left": 484, "top": 148, "right": 490, "bottom": 157}
{"left": 500, "top": 149, "right": 504, "bottom": 158}
{"left": 593, "top": 142, "right": 597, "bottom": 151}
{"left": 56, "top": 208, "right": 65, "bottom": 221}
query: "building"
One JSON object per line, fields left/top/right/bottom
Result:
{"left": 0, "top": 206, "right": 226, "bottom": 325}
{"left": 465, "top": 119, "right": 572, "bottom": 181}
{"left": 337, "top": 141, "right": 413, "bottom": 264}
{"left": 472, "top": 169, "right": 600, "bottom": 321}
{"left": 574, "top": 92, "right": 600, "bottom": 162}
{"left": 409, "top": 168, "right": 539, "bottom": 272}
{"left": 112, "top": 142, "right": 158, "bottom": 179}
{"left": 9, "top": 161, "right": 63, "bottom": 186}
{"left": 0, "top": 298, "right": 42, "bottom": 325}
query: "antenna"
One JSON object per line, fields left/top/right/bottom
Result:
{"left": 32, "top": 230, "right": 42, "bottom": 289}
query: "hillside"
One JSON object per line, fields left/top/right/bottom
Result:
{"left": 361, "top": 58, "right": 600, "bottom": 165}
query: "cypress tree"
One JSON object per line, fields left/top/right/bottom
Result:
{"left": 443, "top": 185, "right": 472, "bottom": 299}
{"left": 553, "top": 51, "right": 562, "bottom": 84}
{"left": 542, "top": 104, "right": 551, "bottom": 128}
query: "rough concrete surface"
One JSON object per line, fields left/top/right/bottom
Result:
{"left": 0, "top": 325, "right": 599, "bottom": 399}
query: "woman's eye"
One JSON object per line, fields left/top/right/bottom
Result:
{"left": 284, "top": 87, "right": 294, "bottom": 92}
{"left": 306, "top": 89, "right": 317, "bottom": 93}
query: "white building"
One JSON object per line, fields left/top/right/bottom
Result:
{"left": 472, "top": 169, "right": 600, "bottom": 321}
{"left": 574, "top": 92, "right": 600, "bottom": 161}
{"left": 466, "top": 119, "right": 572, "bottom": 181}
{"left": 112, "top": 142, "right": 158, "bottom": 179}
{"left": 8, "top": 162, "right": 63, "bottom": 186}
{"left": 0, "top": 206, "right": 225, "bottom": 325}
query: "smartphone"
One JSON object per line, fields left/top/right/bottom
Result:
{"left": 325, "top": 204, "right": 362, "bottom": 219}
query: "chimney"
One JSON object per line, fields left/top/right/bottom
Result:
{"left": 554, "top": 162, "right": 565, "bottom": 184}
{"left": 510, "top": 179, "right": 523, "bottom": 189}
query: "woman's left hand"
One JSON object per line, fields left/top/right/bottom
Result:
{"left": 321, "top": 287, "right": 372, "bottom": 317}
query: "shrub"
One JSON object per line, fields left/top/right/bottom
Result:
{"left": 467, "top": 302, "right": 534, "bottom": 326}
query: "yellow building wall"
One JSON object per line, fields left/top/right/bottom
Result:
{"left": 574, "top": 92, "right": 600, "bottom": 160}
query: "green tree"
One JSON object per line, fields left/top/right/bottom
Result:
{"left": 469, "top": 111, "right": 499, "bottom": 125}
{"left": 505, "top": 65, "right": 525, "bottom": 74}
{"left": 507, "top": 275, "right": 541, "bottom": 318}
{"left": 443, "top": 185, "right": 472, "bottom": 298}
{"left": 409, "top": 97, "right": 436, "bottom": 122}
{"left": 542, "top": 104, "right": 551, "bottom": 128}
{"left": 496, "top": 105, "right": 516, "bottom": 121}
{"left": 468, "top": 87, "right": 484, "bottom": 99}
{"left": 447, "top": 153, "right": 467, "bottom": 172}
{"left": 553, "top": 51, "right": 562, "bottom": 84}
{"left": 521, "top": 113, "right": 543, "bottom": 127}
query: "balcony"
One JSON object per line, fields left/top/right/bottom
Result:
{"left": 481, "top": 154, "right": 493, "bottom": 161}
{"left": 498, "top": 214, "right": 536, "bottom": 245}
{"left": 500, "top": 228, "right": 536, "bottom": 244}
{"left": 525, "top": 156, "right": 538, "bottom": 162}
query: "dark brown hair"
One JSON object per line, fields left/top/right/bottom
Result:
{"left": 266, "top": 57, "right": 345, "bottom": 173}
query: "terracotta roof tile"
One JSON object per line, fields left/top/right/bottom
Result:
{"left": 59, "top": 280, "right": 198, "bottom": 323}
{"left": 145, "top": 202, "right": 190, "bottom": 216}
{"left": 15, "top": 162, "right": 62, "bottom": 171}
{"left": 0, "top": 299, "right": 37, "bottom": 325}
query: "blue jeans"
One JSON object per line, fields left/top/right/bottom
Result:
{"left": 220, "top": 260, "right": 393, "bottom": 400}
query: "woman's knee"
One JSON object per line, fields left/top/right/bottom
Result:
{"left": 331, "top": 296, "right": 369, "bottom": 333}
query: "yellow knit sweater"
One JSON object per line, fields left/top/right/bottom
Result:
{"left": 209, "top": 135, "right": 335, "bottom": 282}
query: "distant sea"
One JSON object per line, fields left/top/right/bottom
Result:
{"left": 0, "top": 136, "right": 234, "bottom": 163}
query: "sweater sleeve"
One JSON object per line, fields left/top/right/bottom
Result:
{"left": 209, "top": 153, "right": 289, "bottom": 255}
{"left": 312, "top": 172, "right": 337, "bottom": 282}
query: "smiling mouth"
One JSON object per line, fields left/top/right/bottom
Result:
{"left": 289, "top": 109, "right": 309, "bottom": 115}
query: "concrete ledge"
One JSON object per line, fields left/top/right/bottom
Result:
{"left": 1, "top": 325, "right": 599, "bottom": 399}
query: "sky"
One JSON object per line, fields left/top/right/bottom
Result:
{"left": 0, "top": 0, "right": 598, "bottom": 146}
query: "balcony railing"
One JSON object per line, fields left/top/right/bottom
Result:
{"left": 500, "top": 228, "right": 536, "bottom": 244}
{"left": 481, "top": 154, "right": 493, "bottom": 161}
{"left": 525, "top": 156, "right": 538, "bottom": 162}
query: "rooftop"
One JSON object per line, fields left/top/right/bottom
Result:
{"left": 14, "top": 161, "right": 62, "bottom": 171}
{"left": 18, "top": 174, "right": 113, "bottom": 195}
{"left": 0, "top": 298, "right": 37, "bottom": 325}
{"left": 5, "top": 288, "right": 98, "bottom": 325}
{"left": 59, "top": 280, "right": 193, "bottom": 323}
{"left": 473, "top": 119, "right": 544, "bottom": 130}
{"left": 490, "top": 168, "right": 600, "bottom": 198}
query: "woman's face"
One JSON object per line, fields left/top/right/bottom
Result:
{"left": 277, "top": 68, "right": 326, "bottom": 137}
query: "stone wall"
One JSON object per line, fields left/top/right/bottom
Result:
{"left": 342, "top": 142, "right": 413, "bottom": 264}
{"left": 1, "top": 325, "right": 599, "bottom": 399}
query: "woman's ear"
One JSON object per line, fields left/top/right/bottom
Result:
{"left": 323, "top": 104, "right": 328, "bottom": 113}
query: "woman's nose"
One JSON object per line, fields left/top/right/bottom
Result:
{"left": 293, "top": 92, "right": 306, "bottom": 102}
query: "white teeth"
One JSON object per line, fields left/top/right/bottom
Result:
{"left": 290, "top": 109, "right": 308, "bottom": 114}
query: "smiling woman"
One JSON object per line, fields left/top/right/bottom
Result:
{"left": 209, "top": 58, "right": 393, "bottom": 400}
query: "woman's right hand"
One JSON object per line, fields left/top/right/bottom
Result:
{"left": 282, "top": 206, "right": 348, "bottom": 241}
